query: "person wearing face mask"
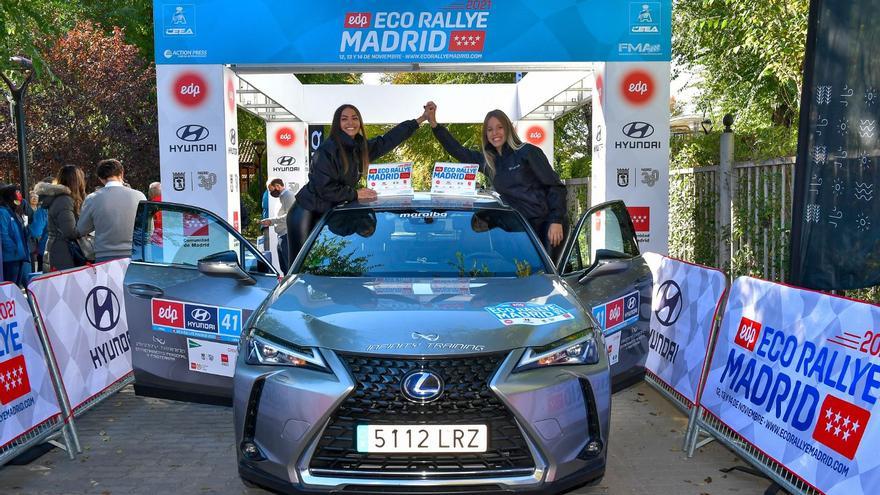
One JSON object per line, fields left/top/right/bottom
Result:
{"left": 286, "top": 103, "right": 431, "bottom": 260}
{"left": 0, "top": 184, "right": 30, "bottom": 285}
{"left": 260, "top": 178, "right": 296, "bottom": 272}
{"left": 425, "top": 102, "right": 568, "bottom": 260}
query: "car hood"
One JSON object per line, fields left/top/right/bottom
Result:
{"left": 250, "top": 274, "right": 593, "bottom": 356}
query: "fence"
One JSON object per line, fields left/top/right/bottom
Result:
{"left": 565, "top": 158, "right": 796, "bottom": 285}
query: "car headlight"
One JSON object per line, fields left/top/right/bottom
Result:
{"left": 515, "top": 330, "right": 600, "bottom": 372}
{"left": 245, "top": 330, "right": 327, "bottom": 370}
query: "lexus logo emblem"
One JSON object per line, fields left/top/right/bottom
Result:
{"left": 277, "top": 156, "right": 296, "bottom": 166}
{"left": 176, "top": 124, "right": 209, "bottom": 142}
{"left": 85, "top": 286, "right": 120, "bottom": 332}
{"left": 411, "top": 332, "right": 439, "bottom": 342}
{"left": 401, "top": 370, "right": 444, "bottom": 403}
{"left": 622, "top": 121, "right": 655, "bottom": 139}
{"left": 654, "top": 280, "right": 683, "bottom": 327}
{"left": 190, "top": 308, "right": 212, "bottom": 322}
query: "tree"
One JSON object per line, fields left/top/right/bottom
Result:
{"left": 0, "top": 22, "right": 157, "bottom": 191}
{"left": 673, "top": 0, "right": 810, "bottom": 129}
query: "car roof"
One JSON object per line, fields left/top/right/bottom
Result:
{"left": 333, "top": 192, "right": 511, "bottom": 211}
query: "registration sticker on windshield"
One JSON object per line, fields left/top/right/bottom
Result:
{"left": 485, "top": 302, "right": 575, "bottom": 326}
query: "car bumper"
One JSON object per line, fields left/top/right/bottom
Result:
{"left": 233, "top": 349, "right": 611, "bottom": 494}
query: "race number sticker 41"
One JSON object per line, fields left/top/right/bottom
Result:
{"left": 151, "top": 298, "right": 242, "bottom": 343}
{"left": 592, "top": 291, "right": 640, "bottom": 336}
{"left": 485, "top": 302, "right": 575, "bottom": 326}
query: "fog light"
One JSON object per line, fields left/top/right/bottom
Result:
{"left": 584, "top": 440, "right": 602, "bottom": 456}
{"left": 241, "top": 441, "right": 264, "bottom": 460}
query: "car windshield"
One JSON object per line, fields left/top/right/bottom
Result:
{"left": 300, "top": 209, "right": 548, "bottom": 278}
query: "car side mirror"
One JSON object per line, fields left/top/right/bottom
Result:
{"left": 578, "top": 249, "right": 633, "bottom": 284}
{"left": 198, "top": 250, "right": 256, "bottom": 286}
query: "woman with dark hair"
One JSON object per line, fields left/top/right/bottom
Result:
{"left": 0, "top": 184, "right": 29, "bottom": 285}
{"left": 425, "top": 103, "right": 568, "bottom": 259}
{"left": 35, "top": 164, "right": 87, "bottom": 271}
{"left": 286, "top": 103, "right": 429, "bottom": 261}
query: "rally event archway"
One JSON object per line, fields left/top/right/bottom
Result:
{"left": 152, "top": 0, "right": 672, "bottom": 255}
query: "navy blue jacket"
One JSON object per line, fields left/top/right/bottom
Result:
{"left": 296, "top": 120, "right": 419, "bottom": 214}
{"left": 432, "top": 125, "right": 567, "bottom": 225}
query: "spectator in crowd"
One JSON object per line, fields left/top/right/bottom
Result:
{"left": 76, "top": 159, "right": 146, "bottom": 262}
{"left": 0, "top": 184, "right": 30, "bottom": 285}
{"left": 260, "top": 178, "right": 295, "bottom": 272}
{"left": 37, "top": 165, "right": 87, "bottom": 271}
{"left": 261, "top": 184, "right": 270, "bottom": 250}
{"left": 148, "top": 181, "right": 162, "bottom": 202}
{"left": 27, "top": 189, "right": 49, "bottom": 273}
{"left": 148, "top": 181, "right": 163, "bottom": 248}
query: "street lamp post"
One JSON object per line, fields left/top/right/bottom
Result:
{"left": 1, "top": 56, "right": 35, "bottom": 198}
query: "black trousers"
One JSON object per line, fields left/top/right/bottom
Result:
{"left": 286, "top": 204, "right": 322, "bottom": 265}
{"left": 531, "top": 219, "right": 569, "bottom": 263}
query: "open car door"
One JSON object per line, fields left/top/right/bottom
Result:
{"left": 124, "top": 201, "right": 279, "bottom": 405}
{"left": 556, "top": 200, "right": 653, "bottom": 391}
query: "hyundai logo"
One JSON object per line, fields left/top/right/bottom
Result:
{"left": 85, "top": 286, "right": 120, "bottom": 332}
{"left": 176, "top": 124, "right": 210, "bottom": 142}
{"left": 654, "top": 280, "right": 683, "bottom": 327}
{"left": 190, "top": 308, "right": 212, "bottom": 322}
{"left": 401, "top": 370, "right": 444, "bottom": 403}
{"left": 622, "top": 121, "right": 655, "bottom": 139}
{"left": 276, "top": 156, "right": 296, "bottom": 166}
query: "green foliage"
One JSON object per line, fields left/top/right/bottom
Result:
{"left": 303, "top": 236, "right": 373, "bottom": 276}
{"left": 673, "top": 0, "right": 809, "bottom": 129}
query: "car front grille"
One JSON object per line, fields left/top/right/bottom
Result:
{"left": 307, "top": 353, "right": 535, "bottom": 478}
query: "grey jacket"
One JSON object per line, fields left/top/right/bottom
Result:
{"left": 266, "top": 188, "right": 295, "bottom": 236}
{"left": 35, "top": 182, "right": 79, "bottom": 270}
{"left": 76, "top": 182, "right": 146, "bottom": 260}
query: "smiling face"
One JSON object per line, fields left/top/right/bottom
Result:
{"left": 340, "top": 107, "right": 361, "bottom": 138}
{"left": 485, "top": 117, "right": 507, "bottom": 150}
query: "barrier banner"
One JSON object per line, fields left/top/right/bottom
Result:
{"left": 0, "top": 283, "right": 62, "bottom": 449}
{"left": 643, "top": 254, "right": 726, "bottom": 406}
{"left": 701, "top": 277, "right": 880, "bottom": 494}
{"left": 28, "top": 260, "right": 133, "bottom": 413}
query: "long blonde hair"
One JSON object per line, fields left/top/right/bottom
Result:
{"left": 481, "top": 109, "right": 524, "bottom": 178}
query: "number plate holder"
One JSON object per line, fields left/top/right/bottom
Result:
{"left": 355, "top": 424, "right": 488, "bottom": 453}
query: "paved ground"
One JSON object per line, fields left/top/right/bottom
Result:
{"left": 1, "top": 382, "right": 773, "bottom": 495}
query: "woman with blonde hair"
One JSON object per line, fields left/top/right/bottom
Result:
{"left": 426, "top": 103, "right": 568, "bottom": 259}
{"left": 35, "top": 164, "right": 87, "bottom": 271}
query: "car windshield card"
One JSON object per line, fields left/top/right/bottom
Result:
{"left": 431, "top": 163, "right": 479, "bottom": 195}
{"left": 367, "top": 162, "right": 413, "bottom": 196}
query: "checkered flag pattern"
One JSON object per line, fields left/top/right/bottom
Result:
{"left": 0, "top": 283, "right": 62, "bottom": 449}
{"left": 28, "top": 260, "right": 133, "bottom": 413}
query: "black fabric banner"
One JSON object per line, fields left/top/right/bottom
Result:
{"left": 790, "top": 0, "right": 880, "bottom": 290}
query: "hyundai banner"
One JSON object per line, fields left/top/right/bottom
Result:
{"left": 643, "top": 253, "right": 727, "bottom": 406}
{"left": 592, "top": 62, "right": 671, "bottom": 254}
{"left": 28, "top": 260, "right": 133, "bottom": 413}
{"left": 154, "top": 1, "right": 672, "bottom": 66}
{"left": 265, "top": 121, "right": 309, "bottom": 271}
{"left": 0, "top": 283, "right": 62, "bottom": 450}
{"left": 701, "top": 277, "right": 880, "bottom": 494}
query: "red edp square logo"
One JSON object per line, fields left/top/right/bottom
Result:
{"left": 606, "top": 298, "right": 625, "bottom": 329}
{"left": 152, "top": 299, "right": 184, "bottom": 328}
{"left": 734, "top": 317, "right": 762, "bottom": 351}
{"left": 344, "top": 12, "right": 371, "bottom": 28}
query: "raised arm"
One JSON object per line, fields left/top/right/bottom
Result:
{"left": 368, "top": 118, "right": 421, "bottom": 161}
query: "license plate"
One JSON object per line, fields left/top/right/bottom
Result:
{"left": 356, "top": 425, "right": 487, "bottom": 453}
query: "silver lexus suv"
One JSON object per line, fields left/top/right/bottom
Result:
{"left": 124, "top": 193, "right": 652, "bottom": 495}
